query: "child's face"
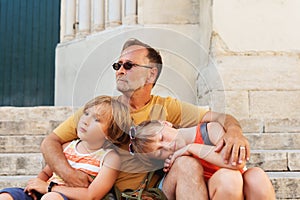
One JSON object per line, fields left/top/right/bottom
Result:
{"left": 147, "top": 125, "right": 186, "bottom": 160}
{"left": 77, "top": 105, "right": 111, "bottom": 144}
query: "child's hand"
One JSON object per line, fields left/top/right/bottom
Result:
{"left": 163, "top": 154, "right": 173, "bottom": 172}
{"left": 163, "top": 145, "right": 192, "bottom": 172}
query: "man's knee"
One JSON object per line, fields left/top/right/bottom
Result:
{"left": 163, "top": 156, "right": 208, "bottom": 200}
{"left": 171, "top": 156, "right": 204, "bottom": 175}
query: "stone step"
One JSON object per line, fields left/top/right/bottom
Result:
{"left": 0, "top": 107, "right": 74, "bottom": 121}
{"left": 0, "top": 120, "right": 62, "bottom": 136}
{"left": 0, "top": 135, "right": 45, "bottom": 153}
{"left": 0, "top": 108, "right": 300, "bottom": 131}
{"left": 0, "top": 175, "right": 35, "bottom": 188}
{"left": 240, "top": 118, "right": 300, "bottom": 133}
{"left": 0, "top": 173, "right": 298, "bottom": 199}
{"left": 0, "top": 120, "right": 299, "bottom": 152}
{"left": 0, "top": 153, "right": 44, "bottom": 176}
{"left": 1, "top": 119, "right": 299, "bottom": 139}
{"left": 267, "top": 172, "right": 300, "bottom": 200}
{"left": 0, "top": 150, "right": 299, "bottom": 176}
{"left": 248, "top": 150, "right": 300, "bottom": 171}
{"left": 245, "top": 132, "right": 300, "bottom": 150}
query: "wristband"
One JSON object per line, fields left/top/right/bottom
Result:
{"left": 48, "top": 181, "right": 58, "bottom": 192}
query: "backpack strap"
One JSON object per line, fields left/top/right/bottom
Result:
{"left": 120, "top": 171, "right": 168, "bottom": 200}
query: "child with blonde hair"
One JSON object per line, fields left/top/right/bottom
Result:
{"left": 0, "top": 95, "right": 132, "bottom": 200}
{"left": 129, "top": 120, "right": 275, "bottom": 200}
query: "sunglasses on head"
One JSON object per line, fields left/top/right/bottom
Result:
{"left": 128, "top": 121, "right": 168, "bottom": 156}
{"left": 128, "top": 126, "right": 136, "bottom": 155}
{"left": 112, "top": 62, "right": 153, "bottom": 71}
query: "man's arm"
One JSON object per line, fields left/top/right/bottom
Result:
{"left": 40, "top": 133, "right": 92, "bottom": 187}
{"left": 201, "top": 111, "right": 250, "bottom": 166}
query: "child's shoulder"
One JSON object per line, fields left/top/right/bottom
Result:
{"left": 105, "top": 149, "right": 119, "bottom": 158}
{"left": 62, "top": 139, "right": 80, "bottom": 150}
{"left": 104, "top": 149, "right": 120, "bottom": 161}
{"left": 102, "top": 149, "right": 121, "bottom": 169}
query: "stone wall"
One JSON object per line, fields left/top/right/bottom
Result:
{"left": 198, "top": 32, "right": 300, "bottom": 120}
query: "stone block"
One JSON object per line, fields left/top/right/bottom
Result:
{"left": 249, "top": 91, "right": 300, "bottom": 119}
{"left": 138, "top": 0, "right": 199, "bottom": 24}
{"left": 0, "top": 107, "right": 74, "bottom": 121}
{"left": 246, "top": 133, "right": 300, "bottom": 150}
{"left": 247, "top": 151, "right": 287, "bottom": 171}
{"left": 198, "top": 90, "right": 249, "bottom": 119}
{"left": 288, "top": 152, "right": 300, "bottom": 171}
{"left": 0, "top": 153, "right": 43, "bottom": 175}
{"left": 239, "top": 118, "right": 264, "bottom": 133}
{"left": 268, "top": 172, "right": 300, "bottom": 199}
{"left": 265, "top": 119, "right": 300, "bottom": 133}
{"left": 213, "top": 0, "right": 300, "bottom": 51}
{"left": 0, "top": 121, "right": 50, "bottom": 136}
{"left": 0, "top": 136, "right": 45, "bottom": 153}
{"left": 213, "top": 54, "right": 300, "bottom": 91}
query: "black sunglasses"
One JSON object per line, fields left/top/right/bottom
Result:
{"left": 112, "top": 62, "right": 153, "bottom": 71}
{"left": 128, "top": 126, "right": 136, "bottom": 155}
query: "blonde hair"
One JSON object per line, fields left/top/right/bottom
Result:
{"left": 83, "top": 95, "right": 132, "bottom": 149}
{"left": 130, "top": 120, "right": 162, "bottom": 154}
{"left": 129, "top": 120, "right": 165, "bottom": 169}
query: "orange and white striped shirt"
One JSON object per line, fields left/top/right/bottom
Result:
{"left": 48, "top": 139, "right": 113, "bottom": 184}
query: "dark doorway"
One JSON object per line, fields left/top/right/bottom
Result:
{"left": 0, "top": 0, "right": 60, "bottom": 106}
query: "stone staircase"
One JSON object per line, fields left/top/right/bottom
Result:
{"left": 0, "top": 107, "right": 299, "bottom": 199}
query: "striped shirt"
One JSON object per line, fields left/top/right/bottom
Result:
{"left": 48, "top": 139, "right": 113, "bottom": 184}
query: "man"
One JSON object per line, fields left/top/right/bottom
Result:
{"left": 41, "top": 38, "right": 250, "bottom": 199}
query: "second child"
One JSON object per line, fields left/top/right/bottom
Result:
{"left": 129, "top": 120, "right": 276, "bottom": 200}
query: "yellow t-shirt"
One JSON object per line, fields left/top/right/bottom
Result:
{"left": 53, "top": 95, "right": 208, "bottom": 191}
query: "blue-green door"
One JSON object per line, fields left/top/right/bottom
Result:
{"left": 0, "top": 0, "right": 60, "bottom": 106}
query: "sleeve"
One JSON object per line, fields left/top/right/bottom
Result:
{"left": 53, "top": 107, "right": 83, "bottom": 142}
{"left": 165, "top": 97, "right": 209, "bottom": 128}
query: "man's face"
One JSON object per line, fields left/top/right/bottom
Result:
{"left": 115, "top": 45, "right": 153, "bottom": 93}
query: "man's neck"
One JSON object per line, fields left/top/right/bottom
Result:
{"left": 120, "top": 85, "right": 152, "bottom": 111}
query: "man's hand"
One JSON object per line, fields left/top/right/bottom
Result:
{"left": 214, "top": 125, "right": 250, "bottom": 166}
{"left": 41, "top": 133, "right": 92, "bottom": 187}
{"left": 202, "top": 111, "right": 250, "bottom": 166}
{"left": 24, "top": 178, "right": 48, "bottom": 197}
{"left": 62, "top": 169, "right": 93, "bottom": 187}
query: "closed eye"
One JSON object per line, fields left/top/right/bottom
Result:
{"left": 154, "top": 148, "right": 163, "bottom": 158}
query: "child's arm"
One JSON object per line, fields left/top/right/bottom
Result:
{"left": 164, "top": 143, "right": 246, "bottom": 172}
{"left": 49, "top": 150, "right": 121, "bottom": 200}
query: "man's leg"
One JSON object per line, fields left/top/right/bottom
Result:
{"left": 208, "top": 168, "right": 243, "bottom": 200}
{"left": 162, "top": 156, "right": 208, "bottom": 200}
